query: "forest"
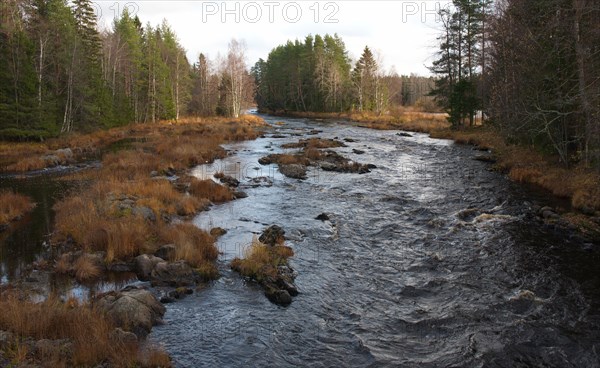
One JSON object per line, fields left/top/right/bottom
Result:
{"left": 428, "top": 0, "right": 600, "bottom": 169}
{"left": 0, "top": 0, "right": 435, "bottom": 141}
{"left": 0, "top": 0, "right": 255, "bottom": 140}
{"left": 253, "top": 35, "right": 435, "bottom": 114}
{"left": 1, "top": 0, "right": 599, "bottom": 170}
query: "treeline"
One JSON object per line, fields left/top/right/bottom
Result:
{"left": 253, "top": 34, "right": 435, "bottom": 114}
{"left": 0, "top": 0, "right": 253, "bottom": 140}
{"left": 430, "top": 0, "right": 600, "bottom": 168}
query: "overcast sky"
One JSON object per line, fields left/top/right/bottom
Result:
{"left": 95, "top": 1, "right": 451, "bottom": 76}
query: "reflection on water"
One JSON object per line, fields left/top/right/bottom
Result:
{"left": 0, "top": 176, "right": 75, "bottom": 283}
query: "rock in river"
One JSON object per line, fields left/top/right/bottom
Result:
{"left": 134, "top": 254, "right": 163, "bottom": 281}
{"left": 259, "top": 225, "right": 286, "bottom": 246}
{"left": 150, "top": 260, "right": 196, "bottom": 287}
{"left": 95, "top": 286, "right": 165, "bottom": 338}
{"left": 278, "top": 164, "right": 307, "bottom": 180}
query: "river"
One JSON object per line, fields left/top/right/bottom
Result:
{"left": 1, "top": 115, "right": 598, "bottom": 367}
{"left": 148, "top": 115, "right": 600, "bottom": 367}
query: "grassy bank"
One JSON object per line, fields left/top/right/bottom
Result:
{"left": 267, "top": 108, "right": 450, "bottom": 133}
{"left": 51, "top": 115, "right": 264, "bottom": 274}
{"left": 0, "top": 115, "right": 265, "bottom": 173}
{"left": 0, "top": 115, "right": 266, "bottom": 365}
{"left": 0, "top": 295, "right": 170, "bottom": 367}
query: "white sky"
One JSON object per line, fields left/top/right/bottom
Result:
{"left": 94, "top": 1, "right": 451, "bottom": 76}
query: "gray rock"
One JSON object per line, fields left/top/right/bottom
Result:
{"left": 352, "top": 149, "right": 366, "bottom": 155}
{"left": 216, "top": 174, "right": 240, "bottom": 187}
{"left": 210, "top": 227, "right": 227, "bottom": 237}
{"left": 542, "top": 210, "right": 560, "bottom": 220}
{"left": 133, "top": 206, "right": 156, "bottom": 222}
{"left": 118, "top": 201, "right": 134, "bottom": 212}
{"left": 539, "top": 206, "right": 554, "bottom": 216}
{"left": 315, "top": 213, "right": 330, "bottom": 221}
{"left": 154, "top": 244, "right": 176, "bottom": 261}
{"left": 234, "top": 191, "right": 248, "bottom": 199}
{"left": 107, "top": 261, "right": 132, "bottom": 273}
{"left": 150, "top": 260, "right": 195, "bottom": 287}
{"left": 95, "top": 287, "right": 165, "bottom": 338}
{"left": 134, "top": 254, "right": 163, "bottom": 281}
{"left": 43, "top": 154, "right": 61, "bottom": 167}
{"left": 319, "top": 162, "right": 337, "bottom": 171}
{"left": 249, "top": 176, "right": 273, "bottom": 187}
{"left": 259, "top": 225, "right": 285, "bottom": 246}
{"left": 0, "top": 330, "right": 14, "bottom": 348}
{"left": 264, "top": 285, "right": 292, "bottom": 306}
{"left": 278, "top": 164, "right": 307, "bottom": 179}
{"left": 160, "top": 296, "right": 176, "bottom": 303}
{"left": 55, "top": 148, "right": 74, "bottom": 161}
{"left": 279, "top": 279, "right": 299, "bottom": 296}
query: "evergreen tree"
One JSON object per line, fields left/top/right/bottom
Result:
{"left": 429, "top": 0, "right": 486, "bottom": 127}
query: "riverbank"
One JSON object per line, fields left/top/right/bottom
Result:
{"left": 269, "top": 110, "right": 600, "bottom": 240}
{"left": 266, "top": 109, "right": 450, "bottom": 133}
{"left": 0, "top": 115, "right": 267, "bottom": 366}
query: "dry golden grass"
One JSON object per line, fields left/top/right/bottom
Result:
{"left": 273, "top": 110, "right": 450, "bottom": 133}
{"left": 231, "top": 237, "right": 294, "bottom": 283}
{"left": 139, "top": 347, "right": 172, "bottom": 368}
{"left": 356, "top": 114, "right": 450, "bottom": 132}
{"left": 282, "top": 138, "right": 345, "bottom": 149}
{"left": 261, "top": 153, "right": 310, "bottom": 166}
{"left": 0, "top": 190, "right": 35, "bottom": 224}
{"left": 158, "top": 223, "right": 218, "bottom": 268}
{"left": 305, "top": 148, "right": 323, "bottom": 160}
{"left": 54, "top": 254, "right": 72, "bottom": 275}
{"left": 102, "top": 151, "right": 162, "bottom": 181}
{"left": 73, "top": 255, "right": 102, "bottom": 282}
{"left": 0, "top": 114, "right": 265, "bottom": 172}
{"left": 0, "top": 296, "right": 168, "bottom": 367}
{"left": 6, "top": 156, "right": 48, "bottom": 172}
{"left": 189, "top": 178, "right": 235, "bottom": 203}
{"left": 0, "top": 116, "right": 269, "bottom": 366}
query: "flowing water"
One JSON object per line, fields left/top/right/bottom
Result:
{"left": 148, "top": 115, "right": 600, "bottom": 367}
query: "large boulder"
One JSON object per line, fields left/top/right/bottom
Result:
{"left": 134, "top": 254, "right": 163, "bottom": 281}
{"left": 150, "top": 260, "right": 195, "bottom": 287}
{"left": 95, "top": 287, "right": 165, "bottom": 338}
